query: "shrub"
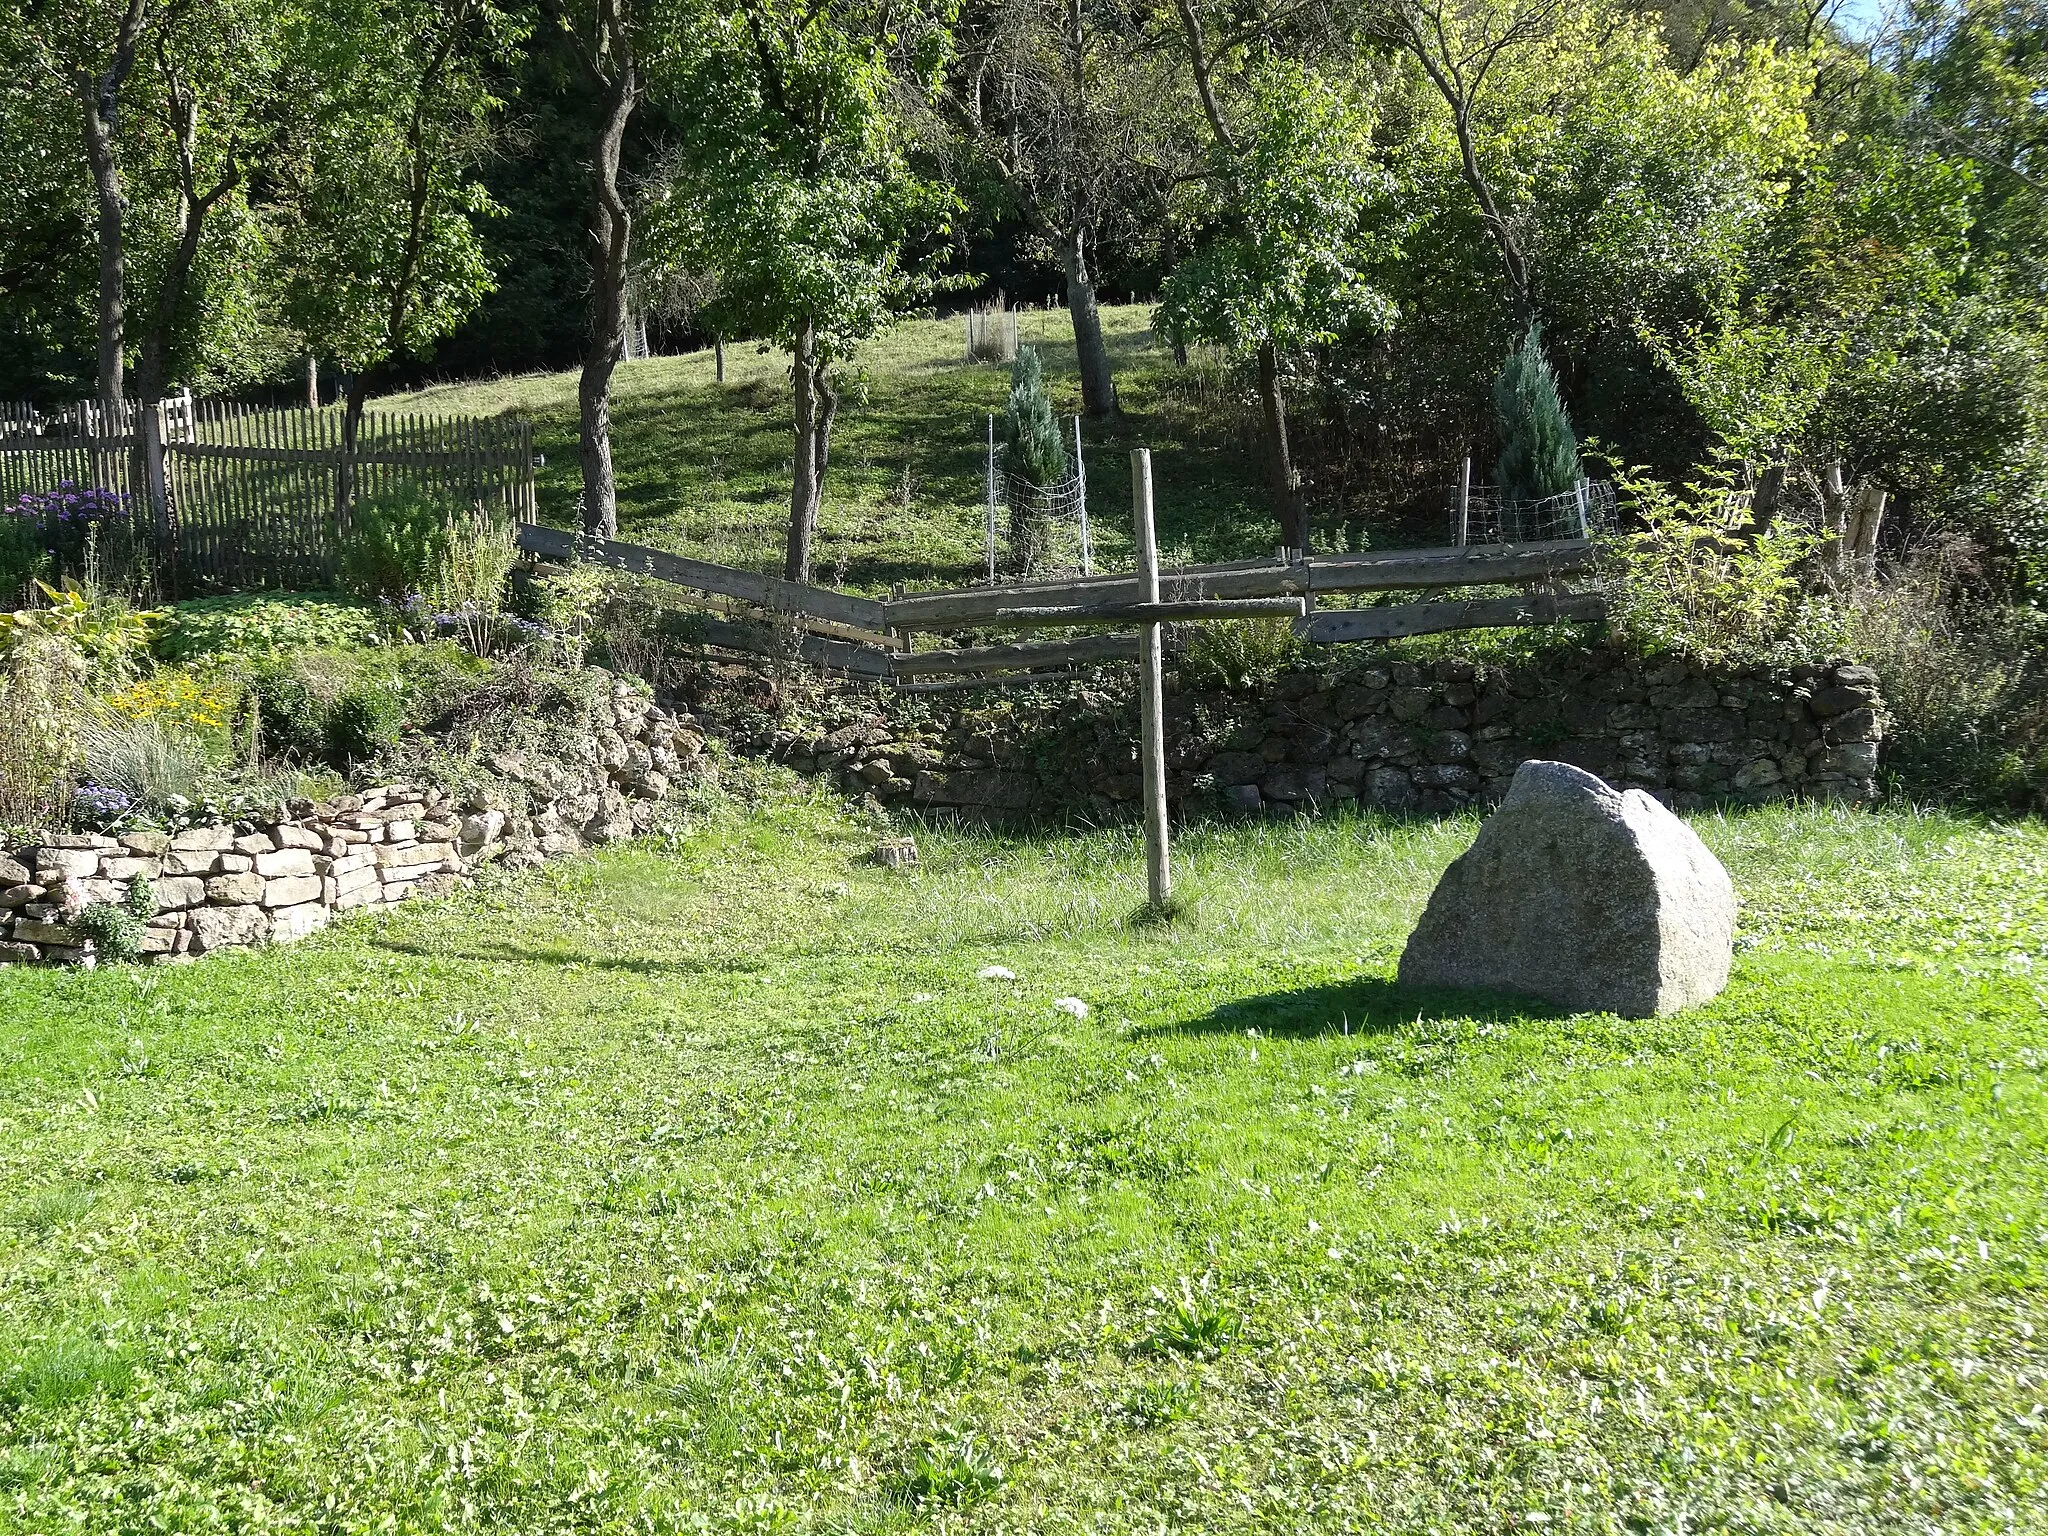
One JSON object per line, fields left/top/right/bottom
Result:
{"left": 1603, "top": 462, "right": 1810, "bottom": 664}
{"left": 1, "top": 581, "right": 165, "bottom": 687}
{"left": 337, "top": 487, "right": 454, "bottom": 607}
{"left": 4, "top": 483, "right": 141, "bottom": 589}
{"left": 0, "top": 637, "right": 82, "bottom": 830}
{"left": 1178, "top": 615, "right": 1302, "bottom": 691}
{"left": 158, "top": 591, "right": 380, "bottom": 661}
{"left": 324, "top": 679, "right": 406, "bottom": 768}
{"left": 1790, "top": 541, "right": 2048, "bottom": 811}
{"left": 0, "top": 515, "right": 46, "bottom": 608}
{"left": 1003, "top": 347, "right": 1068, "bottom": 491}
{"left": 73, "top": 898, "right": 145, "bottom": 963}
{"left": 417, "top": 505, "right": 520, "bottom": 654}
{"left": 1493, "top": 325, "right": 1582, "bottom": 504}
{"left": 74, "top": 708, "right": 219, "bottom": 815}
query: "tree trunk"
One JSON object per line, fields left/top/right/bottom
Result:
{"left": 787, "top": 319, "right": 822, "bottom": 583}
{"left": 714, "top": 335, "right": 725, "bottom": 384}
{"left": 1063, "top": 222, "right": 1119, "bottom": 418}
{"left": 1816, "top": 461, "right": 1851, "bottom": 573}
{"left": 77, "top": 0, "right": 150, "bottom": 403}
{"left": 577, "top": 33, "right": 637, "bottom": 541}
{"left": 1449, "top": 106, "right": 1533, "bottom": 329}
{"left": 1257, "top": 340, "right": 1307, "bottom": 552}
{"left": 305, "top": 355, "right": 319, "bottom": 409}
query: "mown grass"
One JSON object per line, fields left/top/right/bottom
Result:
{"left": 386, "top": 307, "right": 1274, "bottom": 591}
{"left": 0, "top": 792, "right": 2043, "bottom": 1532}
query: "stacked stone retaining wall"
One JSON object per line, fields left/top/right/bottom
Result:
{"left": 684, "top": 649, "right": 1884, "bottom": 820}
{"left": 0, "top": 679, "right": 709, "bottom": 968}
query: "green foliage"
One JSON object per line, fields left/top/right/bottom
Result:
{"left": 279, "top": 0, "right": 523, "bottom": 376}
{"left": 0, "top": 518, "right": 46, "bottom": 609}
{"left": 1492, "top": 326, "right": 1582, "bottom": 503}
{"left": 0, "top": 583, "right": 165, "bottom": 690}
{"left": 649, "top": 0, "right": 958, "bottom": 368}
{"left": 0, "top": 637, "right": 81, "bottom": 831}
{"left": 1177, "top": 616, "right": 1302, "bottom": 693}
{"left": 157, "top": 592, "right": 381, "bottom": 661}
{"left": 1001, "top": 347, "right": 1067, "bottom": 490}
{"left": 242, "top": 646, "right": 473, "bottom": 773}
{"left": 898, "top": 1432, "right": 1006, "bottom": 1506}
{"left": 74, "top": 710, "right": 220, "bottom": 813}
{"left": 1157, "top": 60, "right": 1397, "bottom": 357}
{"left": 337, "top": 487, "right": 455, "bottom": 607}
{"left": 1603, "top": 460, "right": 1811, "bottom": 663}
{"left": 71, "top": 900, "right": 144, "bottom": 964}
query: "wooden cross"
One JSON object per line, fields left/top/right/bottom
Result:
{"left": 993, "top": 447, "right": 1306, "bottom": 912}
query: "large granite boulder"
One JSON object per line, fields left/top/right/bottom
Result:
{"left": 1397, "top": 760, "right": 1737, "bottom": 1017}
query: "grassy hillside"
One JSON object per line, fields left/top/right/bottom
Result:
{"left": 0, "top": 794, "right": 2043, "bottom": 1528}
{"left": 385, "top": 307, "right": 1276, "bottom": 594}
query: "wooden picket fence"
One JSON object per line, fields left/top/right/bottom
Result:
{"left": 0, "top": 395, "right": 535, "bottom": 593}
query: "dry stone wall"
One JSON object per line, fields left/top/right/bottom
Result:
{"left": 684, "top": 649, "right": 1884, "bottom": 820}
{"left": 0, "top": 679, "right": 709, "bottom": 968}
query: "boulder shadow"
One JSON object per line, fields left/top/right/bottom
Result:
{"left": 1145, "top": 975, "right": 1571, "bottom": 1040}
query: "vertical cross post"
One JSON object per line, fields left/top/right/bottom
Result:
{"left": 1132, "top": 448, "right": 1171, "bottom": 910}
{"left": 1457, "top": 456, "right": 1471, "bottom": 548}
{"left": 1074, "top": 415, "right": 1091, "bottom": 575}
{"left": 985, "top": 413, "right": 998, "bottom": 583}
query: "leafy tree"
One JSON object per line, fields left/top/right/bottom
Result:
{"left": 282, "top": 0, "right": 518, "bottom": 506}
{"left": 648, "top": 0, "right": 958, "bottom": 581}
{"left": 943, "top": 0, "right": 1192, "bottom": 418}
{"left": 1492, "top": 324, "right": 1581, "bottom": 502}
{"left": 1156, "top": 31, "right": 1397, "bottom": 551}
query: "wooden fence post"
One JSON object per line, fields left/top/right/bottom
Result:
{"left": 1074, "top": 414, "right": 1091, "bottom": 575}
{"left": 1133, "top": 447, "right": 1172, "bottom": 910}
{"left": 985, "top": 413, "right": 998, "bottom": 583}
{"left": 1457, "top": 456, "right": 1471, "bottom": 547}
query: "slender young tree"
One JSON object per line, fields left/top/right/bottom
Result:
{"left": 21, "top": 0, "right": 157, "bottom": 401}
{"left": 945, "top": 0, "right": 1189, "bottom": 418}
{"left": 649, "top": 0, "right": 956, "bottom": 581}
{"left": 285, "top": 0, "right": 514, "bottom": 513}
{"left": 1159, "top": 5, "right": 1396, "bottom": 551}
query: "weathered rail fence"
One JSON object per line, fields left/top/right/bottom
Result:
{"left": 0, "top": 396, "right": 534, "bottom": 593}
{"left": 514, "top": 521, "right": 1605, "bottom": 686}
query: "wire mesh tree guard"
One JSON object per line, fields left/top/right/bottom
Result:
{"left": 1447, "top": 458, "right": 1618, "bottom": 547}
{"left": 984, "top": 413, "right": 1092, "bottom": 580}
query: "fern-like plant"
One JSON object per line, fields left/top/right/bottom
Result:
{"left": 1492, "top": 325, "right": 1582, "bottom": 504}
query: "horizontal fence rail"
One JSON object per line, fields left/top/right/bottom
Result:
{"left": 0, "top": 395, "right": 535, "bottom": 593}
{"left": 510, "top": 525, "right": 1604, "bottom": 685}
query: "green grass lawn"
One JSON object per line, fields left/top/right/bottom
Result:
{"left": 2, "top": 792, "right": 2045, "bottom": 1532}
{"left": 387, "top": 308, "right": 1276, "bottom": 592}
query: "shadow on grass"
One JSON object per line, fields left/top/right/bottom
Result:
{"left": 1145, "top": 975, "right": 1568, "bottom": 1040}
{"left": 369, "top": 938, "right": 767, "bottom": 979}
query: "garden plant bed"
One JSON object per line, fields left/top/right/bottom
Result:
{"left": 0, "top": 794, "right": 2041, "bottom": 1529}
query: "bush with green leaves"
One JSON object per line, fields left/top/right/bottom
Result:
{"left": 1603, "top": 461, "right": 1810, "bottom": 664}
{"left": 1493, "top": 325, "right": 1582, "bottom": 504}
{"left": 336, "top": 487, "right": 455, "bottom": 609}
{"left": 157, "top": 591, "right": 381, "bottom": 662}
{"left": 243, "top": 645, "right": 486, "bottom": 775}
{"left": 1178, "top": 615, "right": 1302, "bottom": 692}
{"left": 0, "top": 515, "right": 46, "bottom": 608}
{"left": 73, "top": 878, "right": 154, "bottom": 964}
